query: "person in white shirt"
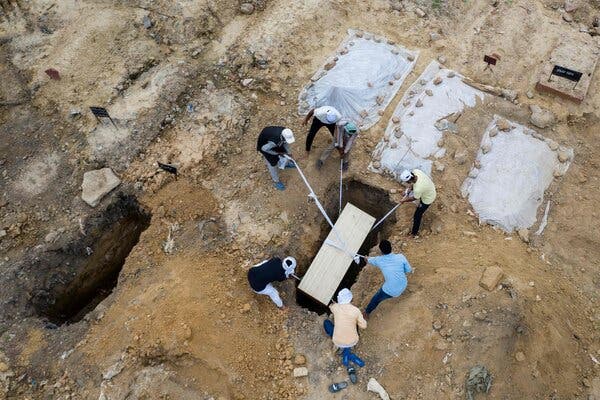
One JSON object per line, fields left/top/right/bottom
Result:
{"left": 317, "top": 120, "right": 359, "bottom": 171}
{"left": 303, "top": 105, "right": 342, "bottom": 153}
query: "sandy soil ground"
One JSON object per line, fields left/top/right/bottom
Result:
{"left": 0, "top": 0, "right": 599, "bottom": 399}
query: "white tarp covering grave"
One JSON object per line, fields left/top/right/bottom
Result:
{"left": 370, "top": 61, "right": 484, "bottom": 178}
{"left": 461, "top": 116, "right": 573, "bottom": 232}
{"left": 298, "top": 29, "right": 418, "bottom": 130}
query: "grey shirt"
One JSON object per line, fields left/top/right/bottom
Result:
{"left": 261, "top": 140, "right": 290, "bottom": 155}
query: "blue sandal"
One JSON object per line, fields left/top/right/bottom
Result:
{"left": 328, "top": 381, "right": 348, "bottom": 393}
{"left": 347, "top": 367, "right": 357, "bottom": 384}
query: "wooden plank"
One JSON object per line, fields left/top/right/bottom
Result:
{"left": 298, "top": 202, "right": 375, "bottom": 305}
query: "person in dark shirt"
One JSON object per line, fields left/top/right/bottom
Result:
{"left": 247, "top": 256, "right": 297, "bottom": 308}
{"left": 256, "top": 126, "right": 296, "bottom": 191}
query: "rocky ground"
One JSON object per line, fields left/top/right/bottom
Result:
{"left": 0, "top": 0, "right": 599, "bottom": 399}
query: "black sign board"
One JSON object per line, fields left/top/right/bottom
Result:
{"left": 550, "top": 65, "right": 582, "bottom": 82}
{"left": 90, "top": 106, "right": 117, "bottom": 128}
{"left": 484, "top": 55, "right": 497, "bottom": 66}
{"left": 157, "top": 162, "right": 178, "bottom": 178}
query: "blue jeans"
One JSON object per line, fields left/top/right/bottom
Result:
{"left": 365, "top": 287, "right": 393, "bottom": 314}
{"left": 324, "top": 319, "right": 335, "bottom": 337}
{"left": 323, "top": 320, "right": 364, "bottom": 368}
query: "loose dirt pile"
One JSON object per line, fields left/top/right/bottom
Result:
{"left": 0, "top": 0, "right": 599, "bottom": 399}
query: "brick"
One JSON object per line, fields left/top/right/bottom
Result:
{"left": 479, "top": 266, "right": 504, "bottom": 291}
{"left": 293, "top": 367, "right": 308, "bottom": 378}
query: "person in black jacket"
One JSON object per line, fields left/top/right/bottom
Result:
{"left": 256, "top": 126, "right": 296, "bottom": 191}
{"left": 248, "top": 256, "right": 297, "bottom": 308}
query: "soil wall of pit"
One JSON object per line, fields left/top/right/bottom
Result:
{"left": 295, "top": 179, "right": 397, "bottom": 313}
{"left": 0, "top": 193, "right": 150, "bottom": 329}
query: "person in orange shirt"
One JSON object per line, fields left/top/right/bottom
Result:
{"left": 323, "top": 288, "right": 367, "bottom": 384}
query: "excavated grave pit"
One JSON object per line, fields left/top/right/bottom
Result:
{"left": 296, "top": 180, "right": 396, "bottom": 314}
{"left": 33, "top": 194, "right": 151, "bottom": 325}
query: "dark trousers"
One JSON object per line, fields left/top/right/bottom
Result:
{"left": 306, "top": 118, "right": 335, "bottom": 151}
{"left": 365, "top": 287, "right": 393, "bottom": 314}
{"left": 412, "top": 201, "right": 431, "bottom": 235}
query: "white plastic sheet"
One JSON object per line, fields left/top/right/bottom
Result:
{"left": 298, "top": 29, "right": 418, "bottom": 130}
{"left": 370, "top": 61, "right": 484, "bottom": 178}
{"left": 461, "top": 116, "right": 573, "bottom": 232}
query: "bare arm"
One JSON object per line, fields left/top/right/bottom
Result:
{"left": 401, "top": 184, "right": 415, "bottom": 203}
{"left": 334, "top": 125, "right": 345, "bottom": 155}
{"left": 303, "top": 109, "right": 315, "bottom": 126}
{"left": 357, "top": 311, "right": 367, "bottom": 329}
{"left": 343, "top": 133, "right": 357, "bottom": 154}
{"left": 401, "top": 195, "right": 416, "bottom": 203}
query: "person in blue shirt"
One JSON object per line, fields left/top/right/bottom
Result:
{"left": 364, "top": 240, "right": 413, "bottom": 317}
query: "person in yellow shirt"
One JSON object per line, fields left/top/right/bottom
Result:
{"left": 323, "top": 288, "right": 367, "bottom": 384}
{"left": 399, "top": 169, "right": 437, "bottom": 236}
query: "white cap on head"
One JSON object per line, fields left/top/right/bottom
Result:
{"left": 399, "top": 169, "right": 413, "bottom": 182}
{"left": 325, "top": 110, "right": 338, "bottom": 124}
{"left": 282, "top": 128, "right": 295, "bottom": 144}
{"left": 282, "top": 256, "right": 297, "bottom": 278}
{"left": 337, "top": 288, "right": 353, "bottom": 304}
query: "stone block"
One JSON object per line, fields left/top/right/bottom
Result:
{"left": 479, "top": 266, "right": 504, "bottom": 291}
{"left": 81, "top": 168, "right": 121, "bottom": 207}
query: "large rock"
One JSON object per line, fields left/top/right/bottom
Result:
{"left": 81, "top": 168, "right": 121, "bottom": 207}
{"left": 292, "top": 367, "right": 308, "bottom": 378}
{"left": 517, "top": 228, "right": 530, "bottom": 243}
{"left": 239, "top": 3, "right": 255, "bottom": 14}
{"left": 529, "top": 105, "right": 556, "bottom": 129}
{"left": 564, "top": 0, "right": 579, "bottom": 12}
{"left": 454, "top": 149, "right": 468, "bottom": 165}
{"left": 496, "top": 118, "right": 511, "bottom": 131}
{"left": 367, "top": 378, "right": 390, "bottom": 400}
{"left": 293, "top": 354, "right": 306, "bottom": 365}
{"left": 479, "top": 266, "right": 504, "bottom": 291}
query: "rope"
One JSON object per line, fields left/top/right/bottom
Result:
{"left": 290, "top": 273, "right": 302, "bottom": 281}
{"left": 370, "top": 203, "right": 401, "bottom": 232}
{"left": 339, "top": 158, "right": 344, "bottom": 216}
{"left": 284, "top": 155, "right": 344, "bottom": 244}
{"left": 324, "top": 239, "right": 365, "bottom": 264}
{"left": 284, "top": 155, "right": 362, "bottom": 262}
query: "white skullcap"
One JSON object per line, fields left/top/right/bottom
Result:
{"left": 325, "top": 110, "right": 338, "bottom": 124}
{"left": 282, "top": 128, "right": 295, "bottom": 144}
{"left": 337, "top": 288, "right": 353, "bottom": 304}
{"left": 282, "top": 256, "right": 297, "bottom": 278}
{"left": 399, "top": 169, "right": 413, "bottom": 182}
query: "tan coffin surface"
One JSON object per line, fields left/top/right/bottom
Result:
{"left": 298, "top": 203, "right": 375, "bottom": 305}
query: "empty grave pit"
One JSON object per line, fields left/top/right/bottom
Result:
{"left": 295, "top": 180, "right": 396, "bottom": 314}
{"left": 33, "top": 194, "right": 151, "bottom": 325}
